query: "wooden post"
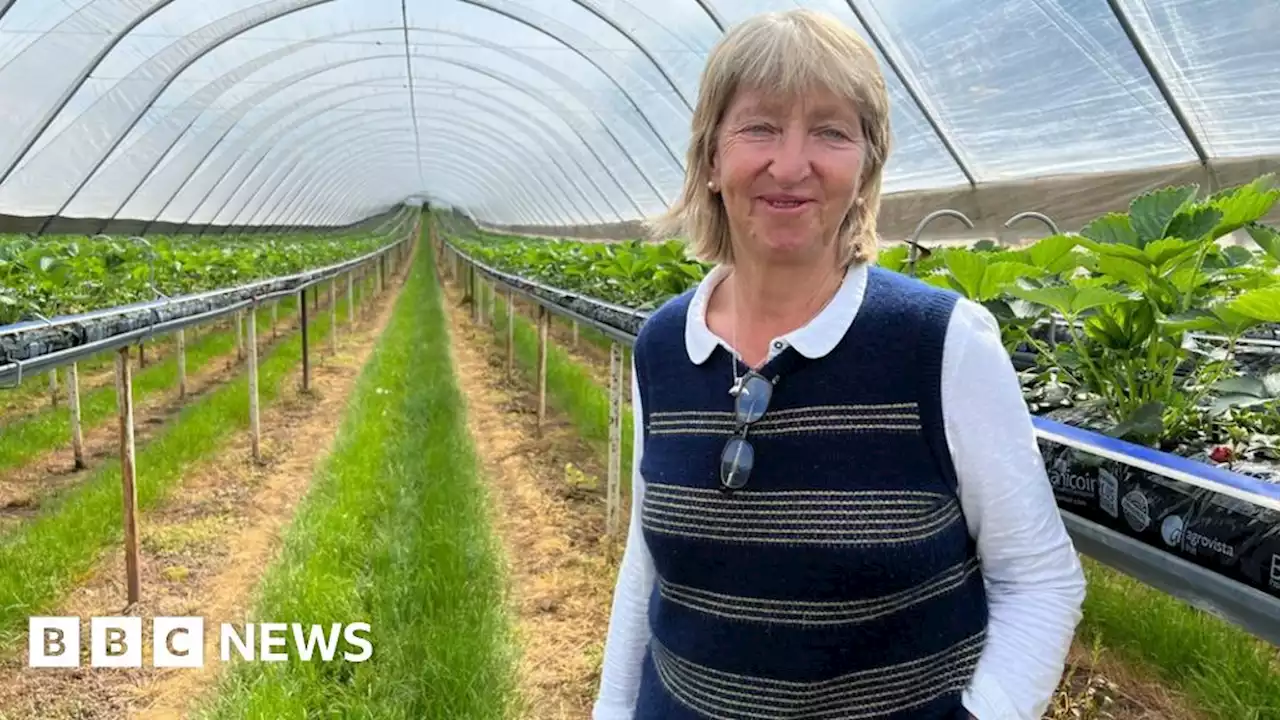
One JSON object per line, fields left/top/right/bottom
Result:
{"left": 139, "top": 341, "right": 147, "bottom": 369}
{"left": 330, "top": 279, "right": 338, "bottom": 354}
{"left": 177, "top": 329, "right": 187, "bottom": 400}
{"left": 115, "top": 347, "right": 141, "bottom": 605}
{"left": 471, "top": 267, "right": 480, "bottom": 324}
{"left": 537, "top": 306, "right": 549, "bottom": 435}
{"left": 68, "top": 362, "right": 85, "bottom": 470}
{"left": 300, "top": 289, "right": 310, "bottom": 392}
{"left": 49, "top": 369, "right": 58, "bottom": 408}
{"left": 248, "top": 305, "right": 261, "bottom": 462}
{"left": 271, "top": 299, "right": 279, "bottom": 340}
{"left": 347, "top": 271, "right": 355, "bottom": 332}
{"left": 573, "top": 321, "right": 579, "bottom": 348}
{"left": 607, "top": 342, "right": 623, "bottom": 536}
{"left": 506, "top": 289, "right": 515, "bottom": 379}
{"left": 236, "top": 311, "right": 244, "bottom": 362}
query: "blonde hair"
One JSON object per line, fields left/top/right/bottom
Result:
{"left": 647, "top": 9, "right": 891, "bottom": 267}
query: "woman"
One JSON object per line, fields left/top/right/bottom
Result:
{"left": 592, "top": 9, "right": 1086, "bottom": 720}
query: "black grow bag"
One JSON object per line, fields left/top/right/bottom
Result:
{"left": 1034, "top": 416, "right": 1280, "bottom": 600}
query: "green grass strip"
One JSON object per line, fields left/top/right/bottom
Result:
{"left": 491, "top": 293, "right": 635, "bottom": 486}
{"left": 195, "top": 240, "right": 520, "bottom": 719}
{"left": 1078, "top": 559, "right": 1280, "bottom": 720}
{"left": 0, "top": 291, "right": 346, "bottom": 646}
{"left": 0, "top": 297, "right": 300, "bottom": 475}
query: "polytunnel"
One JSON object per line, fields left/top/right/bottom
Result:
{"left": 4, "top": 4, "right": 1280, "bottom": 719}
{"left": 0, "top": 0, "right": 1277, "bottom": 239}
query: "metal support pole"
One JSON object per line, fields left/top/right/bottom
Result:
{"left": 69, "top": 362, "right": 85, "bottom": 470}
{"left": 300, "top": 289, "right": 311, "bottom": 393}
{"left": 177, "top": 329, "right": 187, "bottom": 400}
{"left": 248, "top": 305, "right": 261, "bottom": 462}
{"left": 115, "top": 346, "right": 141, "bottom": 605}
{"left": 537, "top": 305, "right": 549, "bottom": 435}
{"left": 608, "top": 341, "right": 623, "bottom": 536}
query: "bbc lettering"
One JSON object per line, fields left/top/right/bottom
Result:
{"left": 29, "top": 617, "right": 372, "bottom": 668}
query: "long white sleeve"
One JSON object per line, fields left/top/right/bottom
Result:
{"left": 948, "top": 299, "right": 1087, "bottom": 720}
{"left": 592, "top": 357, "right": 655, "bottom": 719}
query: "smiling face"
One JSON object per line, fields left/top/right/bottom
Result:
{"left": 708, "top": 84, "right": 867, "bottom": 267}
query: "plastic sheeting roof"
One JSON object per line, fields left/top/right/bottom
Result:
{"left": 0, "top": 0, "right": 1277, "bottom": 233}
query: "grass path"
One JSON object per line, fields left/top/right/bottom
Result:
{"left": 193, "top": 233, "right": 521, "bottom": 719}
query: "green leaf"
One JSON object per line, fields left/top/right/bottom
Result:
{"left": 1026, "top": 234, "right": 1078, "bottom": 269}
{"left": 1221, "top": 245, "right": 1257, "bottom": 267}
{"left": 1161, "top": 310, "right": 1220, "bottom": 333}
{"left": 1209, "top": 174, "right": 1279, "bottom": 235}
{"left": 1246, "top": 223, "right": 1280, "bottom": 263}
{"left": 1083, "top": 240, "right": 1152, "bottom": 265}
{"left": 1146, "top": 237, "right": 1203, "bottom": 270}
{"left": 943, "top": 251, "right": 986, "bottom": 299}
{"left": 1210, "top": 394, "right": 1273, "bottom": 413}
{"left": 979, "top": 262, "right": 1040, "bottom": 300}
{"left": 1210, "top": 376, "right": 1268, "bottom": 398}
{"left": 1130, "top": 185, "right": 1198, "bottom": 243}
{"left": 1228, "top": 286, "right": 1280, "bottom": 323}
{"left": 1071, "top": 286, "right": 1132, "bottom": 314}
{"left": 1165, "top": 206, "right": 1222, "bottom": 242}
{"left": 1006, "top": 285, "right": 1075, "bottom": 316}
{"left": 1211, "top": 304, "right": 1264, "bottom": 335}
{"left": 1109, "top": 401, "right": 1165, "bottom": 441}
{"left": 921, "top": 273, "right": 958, "bottom": 291}
{"left": 1081, "top": 213, "right": 1139, "bottom": 247}
{"left": 1096, "top": 255, "right": 1149, "bottom": 289}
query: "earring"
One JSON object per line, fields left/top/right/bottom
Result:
{"left": 707, "top": 180, "right": 716, "bottom": 192}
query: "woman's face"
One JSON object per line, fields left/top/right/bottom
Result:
{"left": 709, "top": 85, "right": 866, "bottom": 265}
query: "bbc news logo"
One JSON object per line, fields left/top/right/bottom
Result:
{"left": 28, "top": 616, "right": 372, "bottom": 668}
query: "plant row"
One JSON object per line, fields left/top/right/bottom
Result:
{"left": 0, "top": 230, "right": 391, "bottom": 326}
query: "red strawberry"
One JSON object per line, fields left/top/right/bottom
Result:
{"left": 1209, "top": 445, "right": 1233, "bottom": 463}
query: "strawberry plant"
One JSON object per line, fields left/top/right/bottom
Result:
{"left": 0, "top": 231, "right": 389, "bottom": 326}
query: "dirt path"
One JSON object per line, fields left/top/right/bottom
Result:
{"left": 443, "top": 279, "right": 623, "bottom": 720}
{"left": 455, "top": 278, "right": 1206, "bottom": 720}
{"left": 0, "top": 251, "right": 413, "bottom": 720}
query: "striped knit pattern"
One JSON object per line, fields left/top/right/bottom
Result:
{"left": 631, "top": 266, "right": 988, "bottom": 720}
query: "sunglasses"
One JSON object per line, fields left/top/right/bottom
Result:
{"left": 720, "top": 371, "right": 774, "bottom": 493}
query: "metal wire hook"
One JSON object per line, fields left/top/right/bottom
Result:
{"left": 908, "top": 209, "right": 975, "bottom": 276}
{"left": 1004, "top": 211, "right": 1061, "bottom": 235}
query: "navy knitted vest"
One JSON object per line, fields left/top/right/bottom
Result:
{"left": 630, "top": 265, "right": 989, "bottom": 720}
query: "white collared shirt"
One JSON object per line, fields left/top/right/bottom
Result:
{"left": 593, "top": 262, "right": 1087, "bottom": 720}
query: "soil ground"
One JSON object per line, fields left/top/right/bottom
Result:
{"left": 0, "top": 254, "right": 410, "bottom": 720}
{"left": 444, "top": 279, "right": 623, "bottom": 719}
